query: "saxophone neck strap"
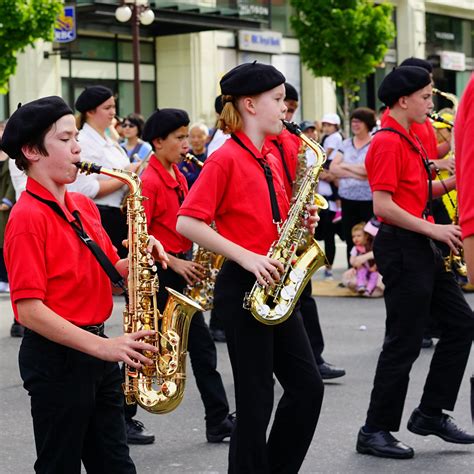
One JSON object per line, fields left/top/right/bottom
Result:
{"left": 27, "top": 190, "right": 128, "bottom": 297}
{"left": 374, "top": 126, "right": 434, "bottom": 219}
{"left": 271, "top": 139, "right": 293, "bottom": 189}
{"left": 231, "top": 133, "right": 282, "bottom": 225}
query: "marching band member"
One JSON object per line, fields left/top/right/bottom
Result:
{"left": 177, "top": 62, "right": 323, "bottom": 473}
{"left": 356, "top": 66, "right": 474, "bottom": 459}
{"left": 139, "top": 108, "right": 234, "bottom": 443}
{"left": 455, "top": 74, "right": 474, "bottom": 281}
{"left": 1, "top": 96, "right": 167, "bottom": 473}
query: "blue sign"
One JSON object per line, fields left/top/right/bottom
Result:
{"left": 54, "top": 6, "right": 76, "bottom": 43}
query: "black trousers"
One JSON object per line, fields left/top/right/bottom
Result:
{"left": 340, "top": 198, "right": 373, "bottom": 266}
{"left": 19, "top": 330, "right": 135, "bottom": 474}
{"left": 365, "top": 225, "right": 474, "bottom": 431}
{"left": 299, "top": 281, "right": 325, "bottom": 366}
{"left": 314, "top": 208, "right": 342, "bottom": 266}
{"left": 215, "top": 261, "right": 323, "bottom": 474}
{"left": 97, "top": 205, "right": 128, "bottom": 259}
{"left": 0, "top": 247, "right": 7, "bottom": 282}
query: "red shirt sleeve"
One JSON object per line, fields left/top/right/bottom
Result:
{"left": 366, "top": 138, "right": 402, "bottom": 194}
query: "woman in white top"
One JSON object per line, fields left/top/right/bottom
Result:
{"left": 68, "top": 86, "right": 138, "bottom": 257}
{"left": 329, "top": 107, "right": 376, "bottom": 264}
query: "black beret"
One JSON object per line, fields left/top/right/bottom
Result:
{"left": 0, "top": 96, "right": 73, "bottom": 158}
{"left": 214, "top": 95, "right": 224, "bottom": 115}
{"left": 285, "top": 83, "right": 299, "bottom": 102}
{"left": 378, "top": 66, "right": 432, "bottom": 107}
{"left": 220, "top": 61, "right": 285, "bottom": 96}
{"left": 142, "top": 108, "right": 190, "bottom": 142}
{"left": 75, "top": 85, "right": 113, "bottom": 113}
{"left": 399, "top": 57, "right": 433, "bottom": 73}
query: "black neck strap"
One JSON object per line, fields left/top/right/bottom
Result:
{"left": 271, "top": 139, "right": 293, "bottom": 189}
{"left": 27, "top": 190, "right": 128, "bottom": 298}
{"left": 374, "top": 127, "right": 433, "bottom": 218}
{"left": 231, "top": 133, "right": 281, "bottom": 225}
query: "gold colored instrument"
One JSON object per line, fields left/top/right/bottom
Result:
{"left": 184, "top": 242, "right": 226, "bottom": 311}
{"left": 243, "top": 120, "right": 328, "bottom": 325}
{"left": 432, "top": 87, "right": 459, "bottom": 110}
{"left": 76, "top": 161, "right": 203, "bottom": 414}
{"left": 428, "top": 112, "right": 454, "bottom": 128}
{"left": 184, "top": 152, "right": 204, "bottom": 169}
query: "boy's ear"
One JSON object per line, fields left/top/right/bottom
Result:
{"left": 21, "top": 144, "right": 42, "bottom": 164}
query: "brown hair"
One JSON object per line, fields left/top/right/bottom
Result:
{"left": 350, "top": 107, "right": 377, "bottom": 132}
{"left": 217, "top": 95, "right": 243, "bottom": 134}
{"left": 14, "top": 124, "right": 54, "bottom": 172}
{"left": 351, "top": 222, "right": 366, "bottom": 235}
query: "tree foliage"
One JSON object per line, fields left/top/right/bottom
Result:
{"left": 290, "top": 0, "right": 396, "bottom": 127}
{"left": 0, "top": 0, "right": 63, "bottom": 93}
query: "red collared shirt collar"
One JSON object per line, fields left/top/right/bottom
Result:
{"left": 233, "top": 130, "right": 272, "bottom": 161}
{"left": 149, "top": 154, "right": 183, "bottom": 189}
{"left": 26, "top": 177, "right": 80, "bottom": 223}
{"left": 383, "top": 114, "right": 419, "bottom": 142}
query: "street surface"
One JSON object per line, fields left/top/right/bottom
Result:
{"left": 1, "top": 252, "right": 474, "bottom": 473}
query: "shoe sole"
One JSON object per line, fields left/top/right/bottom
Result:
{"left": 356, "top": 443, "right": 414, "bottom": 459}
{"left": 321, "top": 372, "right": 346, "bottom": 380}
{"left": 206, "top": 434, "right": 231, "bottom": 443}
{"left": 407, "top": 422, "right": 474, "bottom": 444}
{"left": 127, "top": 437, "right": 155, "bottom": 445}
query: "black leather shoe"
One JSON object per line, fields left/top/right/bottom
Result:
{"left": 206, "top": 413, "right": 235, "bottom": 443}
{"left": 356, "top": 428, "right": 414, "bottom": 459}
{"left": 126, "top": 419, "right": 155, "bottom": 445}
{"left": 10, "top": 322, "right": 25, "bottom": 338}
{"left": 210, "top": 328, "right": 226, "bottom": 343}
{"left": 407, "top": 408, "right": 474, "bottom": 444}
{"left": 318, "top": 362, "right": 346, "bottom": 380}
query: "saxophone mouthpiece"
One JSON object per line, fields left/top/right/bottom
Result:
{"left": 282, "top": 120, "right": 302, "bottom": 136}
{"left": 75, "top": 161, "right": 103, "bottom": 175}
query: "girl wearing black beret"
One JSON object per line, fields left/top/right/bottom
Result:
{"left": 177, "top": 62, "right": 323, "bottom": 473}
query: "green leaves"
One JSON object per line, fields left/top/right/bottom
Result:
{"left": 0, "top": 0, "right": 63, "bottom": 93}
{"left": 290, "top": 0, "right": 395, "bottom": 96}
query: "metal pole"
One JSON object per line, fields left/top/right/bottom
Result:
{"left": 132, "top": 3, "right": 141, "bottom": 114}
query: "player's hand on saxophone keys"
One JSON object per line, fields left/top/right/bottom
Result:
{"left": 430, "top": 223, "right": 462, "bottom": 254}
{"left": 238, "top": 250, "right": 284, "bottom": 288}
{"left": 169, "top": 256, "right": 206, "bottom": 286}
{"left": 147, "top": 235, "right": 169, "bottom": 269}
{"left": 304, "top": 204, "right": 320, "bottom": 234}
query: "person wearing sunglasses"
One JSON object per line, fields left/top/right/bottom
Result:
{"left": 120, "top": 113, "right": 152, "bottom": 162}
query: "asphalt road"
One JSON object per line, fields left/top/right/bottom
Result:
{"left": 1, "top": 267, "right": 474, "bottom": 473}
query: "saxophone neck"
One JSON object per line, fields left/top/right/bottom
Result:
{"left": 75, "top": 161, "right": 140, "bottom": 196}
{"left": 282, "top": 120, "right": 326, "bottom": 167}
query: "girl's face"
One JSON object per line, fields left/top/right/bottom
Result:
{"left": 87, "top": 96, "right": 116, "bottom": 131}
{"left": 352, "top": 229, "right": 366, "bottom": 247}
{"left": 252, "top": 83, "right": 287, "bottom": 135}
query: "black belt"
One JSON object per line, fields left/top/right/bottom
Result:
{"left": 95, "top": 205, "right": 120, "bottom": 212}
{"left": 80, "top": 323, "right": 105, "bottom": 336}
{"left": 169, "top": 252, "right": 187, "bottom": 259}
{"left": 379, "top": 223, "right": 425, "bottom": 239}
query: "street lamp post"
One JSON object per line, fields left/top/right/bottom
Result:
{"left": 115, "top": 0, "right": 155, "bottom": 114}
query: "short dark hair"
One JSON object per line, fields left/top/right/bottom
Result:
{"left": 350, "top": 107, "right": 377, "bottom": 132}
{"left": 125, "top": 113, "right": 145, "bottom": 138}
{"left": 14, "top": 124, "right": 53, "bottom": 172}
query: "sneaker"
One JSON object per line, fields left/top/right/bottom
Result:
{"left": 356, "top": 285, "right": 366, "bottom": 294}
{"left": 206, "top": 412, "right": 235, "bottom": 443}
{"left": 10, "top": 322, "right": 24, "bottom": 338}
{"left": 421, "top": 337, "right": 434, "bottom": 349}
{"left": 332, "top": 210, "right": 342, "bottom": 223}
{"left": 323, "top": 269, "right": 334, "bottom": 280}
{"left": 126, "top": 419, "right": 155, "bottom": 445}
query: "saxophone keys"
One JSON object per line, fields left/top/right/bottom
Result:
{"left": 281, "top": 285, "right": 296, "bottom": 301}
{"left": 275, "top": 303, "right": 289, "bottom": 317}
{"left": 256, "top": 304, "right": 271, "bottom": 318}
{"left": 289, "top": 269, "right": 304, "bottom": 283}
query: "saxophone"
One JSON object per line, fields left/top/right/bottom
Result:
{"left": 243, "top": 121, "right": 328, "bottom": 325}
{"left": 75, "top": 161, "right": 203, "bottom": 414}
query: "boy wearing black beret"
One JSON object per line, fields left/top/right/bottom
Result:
{"left": 356, "top": 67, "right": 474, "bottom": 459}
{"left": 1, "top": 96, "right": 169, "bottom": 472}
{"left": 140, "top": 108, "right": 235, "bottom": 443}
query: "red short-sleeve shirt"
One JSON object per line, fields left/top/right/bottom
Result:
{"left": 4, "top": 178, "right": 119, "bottom": 325}
{"left": 266, "top": 129, "right": 300, "bottom": 200}
{"left": 178, "top": 131, "right": 290, "bottom": 255}
{"left": 140, "top": 155, "right": 192, "bottom": 254}
{"left": 366, "top": 115, "right": 429, "bottom": 223}
{"left": 455, "top": 74, "right": 474, "bottom": 239}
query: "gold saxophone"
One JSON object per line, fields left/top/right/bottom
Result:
{"left": 76, "top": 161, "right": 203, "bottom": 414}
{"left": 243, "top": 121, "right": 328, "bottom": 325}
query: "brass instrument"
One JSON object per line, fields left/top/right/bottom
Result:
{"left": 76, "top": 161, "right": 203, "bottom": 414}
{"left": 428, "top": 112, "right": 454, "bottom": 128}
{"left": 432, "top": 87, "right": 459, "bottom": 110}
{"left": 184, "top": 152, "right": 204, "bottom": 169}
{"left": 243, "top": 121, "right": 328, "bottom": 325}
{"left": 120, "top": 151, "right": 152, "bottom": 212}
{"left": 184, "top": 242, "right": 226, "bottom": 311}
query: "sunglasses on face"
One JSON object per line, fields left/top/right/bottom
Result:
{"left": 122, "top": 123, "right": 137, "bottom": 128}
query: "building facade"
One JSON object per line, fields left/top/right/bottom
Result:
{"left": 1, "top": 0, "right": 473, "bottom": 126}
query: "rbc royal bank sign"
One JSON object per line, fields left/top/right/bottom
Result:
{"left": 54, "top": 5, "right": 76, "bottom": 43}
{"left": 238, "top": 30, "right": 283, "bottom": 54}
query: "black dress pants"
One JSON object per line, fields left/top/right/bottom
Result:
{"left": 154, "top": 265, "right": 229, "bottom": 427}
{"left": 215, "top": 261, "right": 324, "bottom": 474}
{"left": 365, "top": 225, "right": 474, "bottom": 431}
{"left": 19, "top": 330, "right": 135, "bottom": 474}
{"left": 299, "top": 281, "right": 325, "bottom": 365}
